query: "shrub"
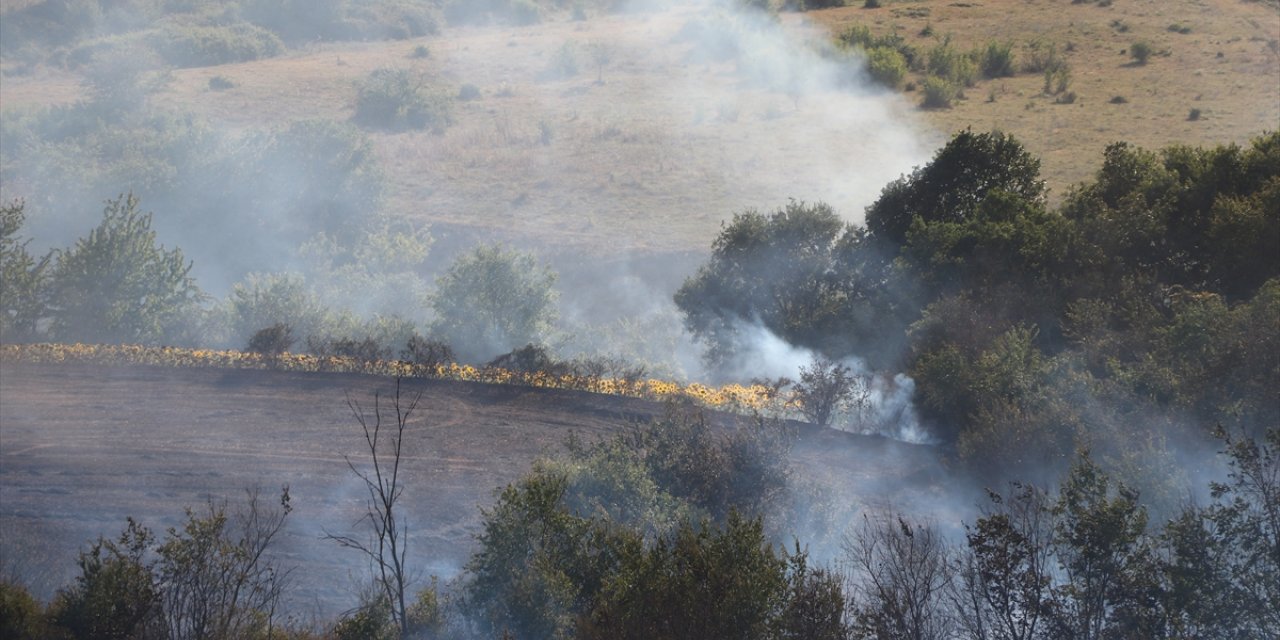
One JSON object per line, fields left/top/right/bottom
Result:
{"left": 1044, "top": 64, "right": 1071, "bottom": 95}
{"left": 401, "top": 335, "right": 455, "bottom": 373}
{"left": 921, "top": 75, "right": 960, "bottom": 108}
{"left": 795, "top": 356, "right": 858, "bottom": 427}
{"left": 1110, "top": 95, "right": 1129, "bottom": 104}
{"left": 208, "top": 75, "right": 236, "bottom": 91}
{"left": 457, "top": 83, "right": 481, "bottom": 101}
{"left": 1130, "top": 40, "right": 1153, "bottom": 64}
{"left": 865, "top": 46, "right": 908, "bottom": 89}
{"left": 864, "top": 0, "right": 881, "bottom": 7}
{"left": 978, "top": 40, "right": 1016, "bottom": 78}
{"left": 247, "top": 323, "right": 295, "bottom": 362}
{"left": 487, "top": 343, "right": 567, "bottom": 374}
{"left": 354, "top": 67, "right": 453, "bottom": 132}
{"left": 927, "top": 38, "right": 977, "bottom": 86}
{"left": 546, "top": 41, "right": 579, "bottom": 79}
{"left": 148, "top": 22, "right": 285, "bottom": 68}
{"left": 306, "top": 334, "right": 391, "bottom": 363}
{"left": 429, "top": 244, "right": 558, "bottom": 362}
{"left": 50, "top": 194, "right": 203, "bottom": 345}
{"left": 507, "top": 0, "right": 542, "bottom": 25}
{"left": 1188, "top": 108, "right": 1202, "bottom": 121}
{"left": 1023, "top": 38, "right": 1064, "bottom": 74}
{"left": 410, "top": 44, "right": 430, "bottom": 58}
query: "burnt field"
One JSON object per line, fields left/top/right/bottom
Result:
{"left": 0, "top": 362, "right": 949, "bottom": 617}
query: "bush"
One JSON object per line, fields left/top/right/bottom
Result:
{"left": 927, "top": 38, "right": 976, "bottom": 86}
{"left": 306, "top": 334, "right": 391, "bottom": 364}
{"left": 795, "top": 356, "right": 858, "bottom": 428}
{"left": 354, "top": 67, "right": 454, "bottom": 132}
{"left": 865, "top": 46, "right": 908, "bottom": 89}
{"left": 1130, "top": 40, "right": 1153, "bottom": 64}
{"left": 1023, "top": 38, "right": 1065, "bottom": 74}
{"left": 457, "top": 83, "right": 481, "bottom": 101}
{"left": 50, "top": 194, "right": 203, "bottom": 345}
{"left": 247, "top": 323, "right": 295, "bottom": 362}
{"left": 401, "top": 335, "right": 455, "bottom": 373}
{"left": 430, "top": 244, "right": 558, "bottom": 362}
{"left": 921, "top": 75, "right": 960, "bottom": 108}
{"left": 1188, "top": 108, "right": 1202, "bottom": 121}
{"left": 208, "top": 75, "right": 236, "bottom": 91}
{"left": 148, "top": 22, "right": 285, "bottom": 68}
{"left": 978, "top": 40, "right": 1016, "bottom": 78}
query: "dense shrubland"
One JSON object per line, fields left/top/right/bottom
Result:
{"left": 676, "top": 129, "right": 1279, "bottom": 488}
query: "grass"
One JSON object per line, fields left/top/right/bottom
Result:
{"left": 0, "top": 1, "right": 1276, "bottom": 250}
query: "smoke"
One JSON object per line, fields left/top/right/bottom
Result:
{"left": 723, "top": 320, "right": 933, "bottom": 444}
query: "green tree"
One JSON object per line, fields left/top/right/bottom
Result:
{"left": 582, "top": 513, "right": 789, "bottom": 640}
{"left": 50, "top": 193, "right": 203, "bottom": 344}
{"left": 0, "top": 200, "right": 50, "bottom": 341}
{"left": 430, "top": 244, "right": 558, "bottom": 362}
{"left": 1048, "top": 455, "right": 1160, "bottom": 639}
{"left": 50, "top": 518, "right": 162, "bottom": 640}
{"left": 866, "top": 130, "right": 1045, "bottom": 246}
{"left": 674, "top": 201, "right": 852, "bottom": 367}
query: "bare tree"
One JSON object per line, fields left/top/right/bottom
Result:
{"left": 158, "top": 486, "right": 294, "bottom": 640}
{"left": 845, "top": 511, "right": 954, "bottom": 640}
{"left": 951, "top": 483, "right": 1054, "bottom": 640}
{"left": 326, "top": 379, "right": 422, "bottom": 637}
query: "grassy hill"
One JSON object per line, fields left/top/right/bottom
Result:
{"left": 3, "top": 0, "right": 1274, "bottom": 256}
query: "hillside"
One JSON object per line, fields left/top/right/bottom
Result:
{"left": 2, "top": 0, "right": 1274, "bottom": 256}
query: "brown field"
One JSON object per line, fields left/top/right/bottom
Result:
{"left": 0, "top": 361, "right": 950, "bottom": 616}
{"left": 4, "top": 1, "right": 1273, "bottom": 254}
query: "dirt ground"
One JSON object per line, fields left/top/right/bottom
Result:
{"left": 0, "top": 361, "right": 950, "bottom": 618}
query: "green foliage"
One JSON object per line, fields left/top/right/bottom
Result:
{"left": 0, "top": 579, "right": 50, "bottom": 640}
{"left": 864, "top": 46, "right": 908, "bottom": 89}
{"left": 838, "top": 24, "right": 920, "bottom": 69}
{"left": 794, "top": 356, "right": 857, "bottom": 427}
{"left": 223, "top": 272, "right": 334, "bottom": 349}
{"left": 50, "top": 518, "right": 160, "bottom": 640}
{"left": 582, "top": 513, "right": 790, "bottom": 640}
{"left": 1130, "top": 40, "right": 1153, "bottom": 64}
{"left": 977, "top": 39, "right": 1016, "bottom": 78}
{"left": 148, "top": 21, "right": 285, "bottom": 68}
{"left": 866, "top": 129, "right": 1046, "bottom": 245}
{"left": 0, "top": 200, "right": 51, "bottom": 341}
{"left": 50, "top": 193, "right": 203, "bottom": 345}
{"left": 926, "top": 37, "right": 977, "bottom": 87}
{"left": 430, "top": 244, "right": 558, "bottom": 362}
{"left": 354, "top": 67, "right": 454, "bottom": 132}
{"left": 920, "top": 74, "right": 960, "bottom": 108}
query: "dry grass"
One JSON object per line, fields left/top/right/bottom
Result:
{"left": 810, "top": 0, "right": 1280, "bottom": 200}
{"left": 1, "top": 0, "right": 1276, "bottom": 253}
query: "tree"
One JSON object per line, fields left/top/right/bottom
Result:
{"left": 50, "top": 519, "right": 162, "bottom": 640}
{"left": 953, "top": 483, "right": 1054, "bottom": 640}
{"left": 0, "top": 200, "right": 50, "bottom": 341}
{"left": 845, "top": 512, "right": 954, "bottom": 640}
{"left": 866, "top": 130, "right": 1045, "bottom": 246}
{"left": 674, "top": 201, "right": 851, "bottom": 367}
{"left": 430, "top": 244, "right": 558, "bottom": 362}
{"left": 794, "top": 356, "right": 859, "bottom": 428}
{"left": 1047, "top": 454, "right": 1159, "bottom": 639}
{"left": 157, "top": 487, "right": 294, "bottom": 640}
{"left": 50, "top": 193, "right": 203, "bottom": 344}
{"left": 327, "top": 380, "right": 422, "bottom": 638}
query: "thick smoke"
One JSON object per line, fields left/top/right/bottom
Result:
{"left": 723, "top": 320, "right": 932, "bottom": 443}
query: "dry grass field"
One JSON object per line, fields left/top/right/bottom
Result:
{"left": 4, "top": 1, "right": 1272, "bottom": 255}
